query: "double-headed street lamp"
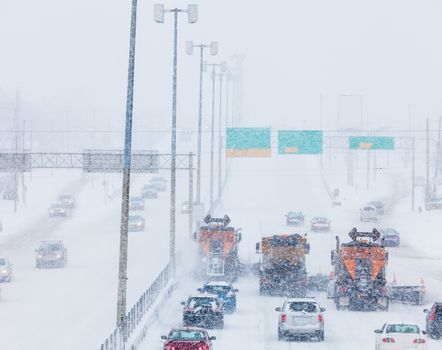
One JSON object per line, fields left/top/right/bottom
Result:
{"left": 204, "top": 61, "right": 227, "bottom": 212}
{"left": 154, "top": 4, "right": 198, "bottom": 272}
{"left": 185, "top": 41, "right": 219, "bottom": 206}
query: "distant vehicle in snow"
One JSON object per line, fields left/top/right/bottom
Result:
{"left": 56, "top": 193, "right": 75, "bottom": 209}
{"left": 378, "top": 228, "right": 400, "bottom": 247}
{"left": 425, "top": 194, "right": 442, "bottom": 211}
{"left": 129, "top": 196, "right": 145, "bottom": 211}
{"left": 141, "top": 184, "right": 158, "bottom": 199}
{"left": 276, "top": 297, "right": 325, "bottom": 341}
{"left": 49, "top": 202, "right": 69, "bottom": 217}
{"left": 424, "top": 302, "right": 442, "bottom": 339}
{"left": 286, "top": 211, "right": 305, "bottom": 226}
{"left": 128, "top": 215, "right": 145, "bottom": 231}
{"left": 181, "top": 295, "right": 224, "bottom": 329}
{"left": 374, "top": 323, "right": 427, "bottom": 349}
{"left": 310, "top": 217, "right": 331, "bottom": 232}
{"left": 197, "top": 280, "right": 238, "bottom": 313}
{"left": 368, "top": 201, "right": 385, "bottom": 215}
{"left": 360, "top": 205, "right": 378, "bottom": 222}
{"left": 35, "top": 241, "right": 67, "bottom": 268}
{"left": 0, "top": 257, "right": 12, "bottom": 282}
{"left": 149, "top": 178, "right": 167, "bottom": 192}
{"left": 181, "top": 201, "right": 191, "bottom": 214}
{"left": 161, "top": 327, "right": 216, "bottom": 350}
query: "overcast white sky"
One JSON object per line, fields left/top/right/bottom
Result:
{"left": 1, "top": 0, "right": 442, "bottom": 136}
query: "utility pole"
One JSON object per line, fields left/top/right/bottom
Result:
{"left": 411, "top": 137, "right": 416, "bottom": 211}
{"left": 13, "top": 90, "right": 20, "bottom": 213}
{"left": 116, "top": 0, "right": 138, "bottom": 333}
{"left": 366, "top": 150, "right": 370, "bottom": 191}
{"left": 185, "top": 41, "right": 218, "bottom": 206}
{"left": 426, "top": 118, "right": 430, "bottom": 197}
{"left": 434, "top": 116, "right": 441, "bottom": 188}
{"left": 154, "top": 4, "right": 198, "bottom": 272}
{"left": 188, "top": 153, "right": 194, "bottom": 238}
{"left": 21, "top": 120, "right": 26, "bottom": 205}
{"left": 217, "top": 72, "right": 224, "bottom": 199}
{"left": 206, "top": 61, "right": 226, "bottom": 212}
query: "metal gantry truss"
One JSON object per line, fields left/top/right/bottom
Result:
{"left": 0, "top": 151, "right": 193, "bottom": 172}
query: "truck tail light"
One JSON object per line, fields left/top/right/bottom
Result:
{"left": 318, "top": 314, "right": 324, "bottom": 322}
{"left": 429, "top": 310, "right": 436, "bottom": 321}
{"left": 281, "top": 314, "right": 287, "bottom": 322}
{"left": 382, "top": 338, "right": 395, "bottom": 343}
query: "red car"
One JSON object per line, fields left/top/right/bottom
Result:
{"left": 161, "top": 327, "right": 216, "bottom": 350}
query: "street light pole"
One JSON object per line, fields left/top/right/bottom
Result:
{"left": 205, "top": 61, "right": 226, "bottom": 212}
{"left": 154, "top": 4, "right": 198, "bottom": 273}
{"left": 116, "top": 0, "right": 138, "bottom": 331}
{"left": 185, "top": 41, "right": 218, "bottom": 206}
{"left": 217, "top": 72, "right": 224, "bottom": 199}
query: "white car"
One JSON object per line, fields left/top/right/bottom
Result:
{"left": 360, "top": 205, "right": 378, "bottom": 222}
{"left": 0, "top": 257, "right": 12, "bottom": 282}
{"left": 374, "top": 323, "right": 427, "bottom": 350}
{"left": 276, "top": 298, "right": 325, "bottom": 341}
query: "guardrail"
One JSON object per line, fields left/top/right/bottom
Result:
{"left": 98, "top": 263, "right": 172, "bottom": 350}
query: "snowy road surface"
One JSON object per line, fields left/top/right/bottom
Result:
{"left": 140, "top": 155, "right": 440, "bottom": 349}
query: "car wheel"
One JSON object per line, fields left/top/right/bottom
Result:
{"left": 316, "top": 331, "right": 324, "bottom": 342}
{"left": 278, "top": 328, "right": 284, "bottom": 341}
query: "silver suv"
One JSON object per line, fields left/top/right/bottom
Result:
{"left": 35, "top": 241, "right": 68, "bottom": 268}
{"left": 276, "top": 298, "right": 325, "bottom": 341}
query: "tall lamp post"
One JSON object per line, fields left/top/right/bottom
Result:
{"left": 116, "top": 0, "right": 138, "bottom": 332}
{"left": 154, "top": 4, "right": 198, "bottom": 273}
{"left": 185, "top": 41, "right": 218, "bottom": 207}
{"left": 216, "top": 71, "right": 225, "bottom": 199}
{"left": 224, "top": 70, "right": 232, "bottom": 183}
{"left": 204, "top": 61, "right": 227, "bottom": 212}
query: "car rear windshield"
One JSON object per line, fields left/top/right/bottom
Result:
{"left": 188, "top": 297, "right": 217, "bottom": 308}
{"left": 363, "top": 207, "right": 375, "bottom": 211}
{"left": 205, "top": 285, "right": 231, "bottom": 294}
{"left": 287, "top": 302, "right": 318, "bottom": 313}
{"left": 386, "top": 324, "right": 420, "bottom": 334}
{"left": 169, "top": 330, "right": 206, "bottom": 340}
{"left": 0, "top": 258, "right": 6, "bottom": 265}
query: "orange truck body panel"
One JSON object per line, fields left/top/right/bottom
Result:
{"left": 340, "top": 245, "right": 387, "bottom": 280}
{"left": 198, "top": 227, "right": 236, "bottom": 258}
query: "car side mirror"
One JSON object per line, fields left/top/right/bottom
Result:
{"left": 255, "top": 242, "right": 260, "bottom": 253}
{"left": 423, "top": 309, "right": 429, "bottom": 313}
{"left": 422, "top": 330, "right": 427, "bottom": 335}
{"left": 210, "top": 336, "right": 216, "bottom": 340}
{"left": 180, "top": 301, "right": 186, "bottom": 305}
{"left": 275, "top": 307, "right": 282, "bottom": 312}
{"left": 320, "top": 307, "right": 326, "bottom": 312}
{"left": 161, "top": 335, "right": 167, "bottom": 340}
{"left": 234, "top": 289, "right": 239, "bottom": 292}
{"left": 374, "top": 330, "right": 382, "bottom": 334}
{"left": 197, "top": 288, "right": 203, "bottom": 292}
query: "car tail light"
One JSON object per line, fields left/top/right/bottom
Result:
{"left": 413, "top": 338, "right": 426, "bottom": 344}
{"left": 165, "top": 346, "right": 176, "bottom": 350}
{"left": 429, "top": 310, "right": 436, "bottom": 321}
{"left": 281, "top": 313, "right": 287, "bottom": 322}
{"left": 318, "top": 314, "right": 324, "bottom": 322}
{"left": 184, "top": 307, "right": 193, "bottom": 312}
{"left": 197, "top": 344, "right": 209, "bottom": 350}
{"left": 382, "top": 338, "right": 395, "bottom": 343}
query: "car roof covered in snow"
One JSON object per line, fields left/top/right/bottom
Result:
{"left": 284, "top": 297, "right": 318, "bottom": 303}
{"left": 205, "top": 281, "right": 231, "bottom": 287}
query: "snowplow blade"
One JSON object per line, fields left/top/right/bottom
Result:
{"left": 389, "top": 286, "right": 425, "bottom": 305}
{"left": 307, "top": 274, "right": 329, "bottom": 292}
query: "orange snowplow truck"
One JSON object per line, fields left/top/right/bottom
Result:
{"left": 195, "top": 214, "right": 242, "bottom": 281}
{"left": 332, "top": 228, "right": 389, "bottom": 311}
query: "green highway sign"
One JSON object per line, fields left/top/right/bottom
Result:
{"left": 349, "top": 136, "right": 394, "bottom": 150}
{"left": 278, "top": 130, "right": 323, "bottom": 155}
{"left": 226, "top": 127, "right": 271, "bottom": 157}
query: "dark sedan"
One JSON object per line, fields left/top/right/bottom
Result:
{"left": 182, "top": 295, "right": 224, "bottom": 329}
